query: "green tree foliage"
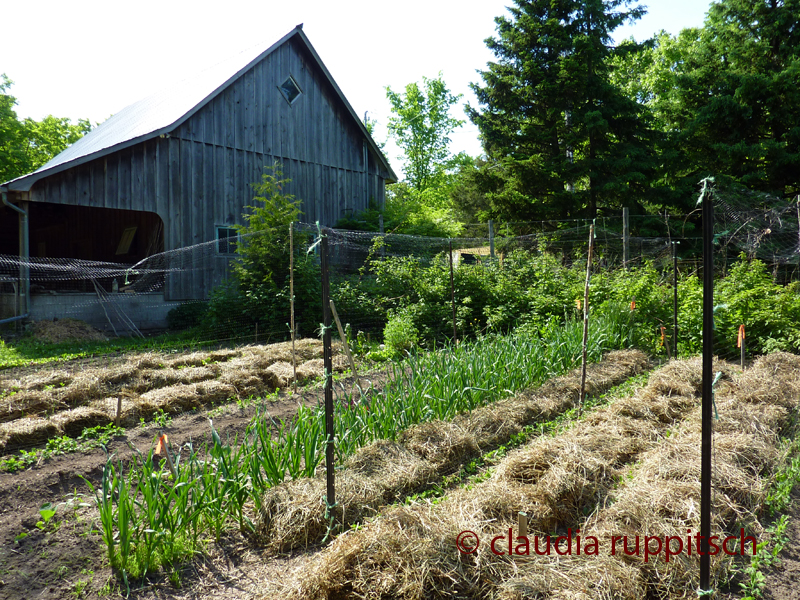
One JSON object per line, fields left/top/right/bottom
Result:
{"left": 0, "top": 74, "right": 28, "bottom": 183}
{"left": 335, "top": 246, "right": 800, "bottom": 357}
{"left": 686, "top": 0, "right": 800, "bottom": 197}
{"left": 203, "top": 164, "right": 320, "bottom": 336}
{"left": 337, "top": 76, "right": 468, "bottom": 237}
{"left": 386, "top": 74, "right": 464, "bottom": 192}
{"left": 611, "top": 0, "right": 800, "bottom": 201}
{"left": 233, "top": 165, "right": 302, "bottom": 294}
{"left": 0, "top": 74, "right": 91, "bottom": 183}
{"left": 23, "top": 115, "right": 91, "bottom": 172}
{"left": 468, "top": 0, "right": 658, "bottom": 221}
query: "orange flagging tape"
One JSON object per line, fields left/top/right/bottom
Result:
{"left": 737, "top": 324, "right": 746, "bottom": 348}
{"left": 154, "top": 433, "right": 169, "bottom": 456}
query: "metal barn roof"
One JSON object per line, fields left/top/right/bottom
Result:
{"left": 4, "top": 26, "right": 395, "bottom": 191}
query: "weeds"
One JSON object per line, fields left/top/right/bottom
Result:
{"left": 732, "top": 425, "right": 800, "bottom": 598}
{"left": 0, "top": 423, "right": 125, "bottom": 473}
{"left": 737, "top": 516, "right": 790, "bottom": 600}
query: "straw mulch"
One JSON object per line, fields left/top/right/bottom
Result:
{"left": 30, "top": 318, "right": 107, "bottom": 343}
{"left": 274, "top": 353, "right": 800, "bottom": 600}
{"left": 254, "top": 350, "right": 649, "bottom": 554}
{"left": 456, "top": 349, "right": 651, "bottom": 449}
{"left": 256, "top": 441, "right": 439, "bottom": 553}
{"left": 0, "top": 390, "right": 56, "bottom": 425}
{"left": 0, "top": 338, "right": 340, "bottom": 450}
{"left": 50, "top": 406, "right": 112, "bottom": 437}
{"left": 498, "top": 352, "right": 800, "bottom": 599}
{"left": 0, "top": 417, "right": 61, "bottom": 453}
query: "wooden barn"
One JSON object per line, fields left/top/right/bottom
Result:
{"left": 0, "top": 25, "right": 396, "bottom": 328}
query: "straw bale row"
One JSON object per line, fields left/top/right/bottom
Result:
{"left": 455, "top": 349, "right": 652, "bottom": 450}
{"left": 278, "top": 352, "right": 800, "bottom": 600}
{"left": 254, "top": 350, "right": 650, "bottom": 553}
{"left": 0, "top": 406, "right": 114, "bottom": 452}
{"left": 527, "top": 351, "right": 800, "bottom": 600}
{"left": 256, "top": 441, "right": 440, "bottom": 552}
{"left": 0, "top": 339, "right": 342, "bottom": 453}
{"left": 0, "top": 339, "right": 335, "bottom": 441}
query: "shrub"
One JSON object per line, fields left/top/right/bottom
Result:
{"left": 383, "top": 310, "right": 420, "bottom": 356}
{"left": 166, "top": 302, "right": 210, "bottom": 331}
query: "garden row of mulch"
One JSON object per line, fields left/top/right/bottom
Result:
{"left": 0, "top": 339, "right": 347, "bottom": 454}
{"left": 253, "top": 349, "right": 651, "bottom": 553}
{"left": 272, "top": 352, "right": 800, "bottom": 600}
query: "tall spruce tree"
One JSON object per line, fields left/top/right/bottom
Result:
{"left": 682, "top": 0, "right": 800, "bottom": 197}
{"left": 468, "top": 0, "right": 657, "bottom": 221}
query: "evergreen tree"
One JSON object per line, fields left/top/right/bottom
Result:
{"left": 683, "top": 0, "right": 800, "bottom": 197}
{"left": 468, "top": 0, "right": 658, "bottom": 221}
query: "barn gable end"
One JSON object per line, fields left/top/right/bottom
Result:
{"left": 1, "top": 27, "right": 395, "bottom": 311}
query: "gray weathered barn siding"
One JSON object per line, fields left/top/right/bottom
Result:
{"left": 5, "top": 28, "right": 394, "bottom": 301}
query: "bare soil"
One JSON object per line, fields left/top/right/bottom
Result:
{"left": 762, "top": 489, "right": 800, "bottom": 600}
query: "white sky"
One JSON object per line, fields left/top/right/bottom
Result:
{"left": 1, "top": 0, "right": 713, "bottom": 175}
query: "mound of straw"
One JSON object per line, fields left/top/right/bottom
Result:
{"left": 457, "top": 349, "right": 650, "bottom": 449}
{"left": 0, "top": 417, "right": 60, "bottom": 452}
{"left": 546, "top": 351, "right": 800, "bottom": 599}
{"left": 255, "top": 350, "right": 649, "bottom": 554}
{"left": 256, "top": 441, "right": 437, "bottom": 552}
{"left": 0, "top": 390, "right": 57, "bottom": 425}
{"left": 51, "top": 406, "right": 112, "bottom": 437}
{"left": 30, "top": 318, "right": 107, "bottom": 343}
{"left": 137, "top": 380, "right": 237, "bottom": 415}
{"left": 18, "top": 369, "right": 74, "bottom": 390}
{"left": 275, "top": 352, "right": 800, "bottom": 600}
{"left": 0, "top": 338, "right": 336, "bottom": 434}
{"left": 58, "top": 373, "right": 104, "bottom": 406}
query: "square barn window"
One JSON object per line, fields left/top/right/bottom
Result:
{"left": 279, "top": 76, "right": 302, "bottom": 104}
{"left": 217, "top": 227, "right": 238, "bottom": 254}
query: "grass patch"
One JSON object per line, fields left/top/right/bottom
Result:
{"left": 0, "top": 331, "right": 210, "bottom": 370}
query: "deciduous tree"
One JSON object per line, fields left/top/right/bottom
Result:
{"left": 386, "top": 74, "right": 464, "bottom": 192}
{"left": 0, "top": 74, "right": 91, "bottom": 183}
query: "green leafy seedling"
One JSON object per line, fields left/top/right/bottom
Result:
{"left": 37, "top": 503, "right": 57, "bottom": 529}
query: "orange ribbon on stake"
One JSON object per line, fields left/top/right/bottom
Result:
{"left": 737, "top": 324, "right": 746, "bottom": 349}
{"left": 659, "top": 326, "right": 666, "bottom": 347}
{"left": 154, "top": 433, "right": 170, "bottom": 456}
{"left": 630, "top": 297, "right": 636, "bottom": 311}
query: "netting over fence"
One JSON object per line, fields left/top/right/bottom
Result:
{"left": 2, "top": 181, "right": 800, "bottom": 363}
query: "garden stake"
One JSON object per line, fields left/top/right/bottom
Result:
{"left": 290, "top": 221, "right": 297, "bottom": 393}
{"left": 578, "top": 223, "right": 594, "bottom": 417}
{"left": 320, "top": 233, "right": 336, "bottom": 522}
{"left": 738, "top": 324, "right": 746, "bottom": 368}
{"left": 329, "top": 298, "right": 359, "bottom": 385}
{"left": 699, "top": 177, "right": 715, "bottom": 592}
{"left": 672, "top": 240, "right": 679, "bottom": 356}
{"left": 449, "top": 239, "right": 457, "bottom": 343}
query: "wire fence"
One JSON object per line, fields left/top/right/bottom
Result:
{"left": 0, "top": 184, "right": 799, "bottom": 361}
